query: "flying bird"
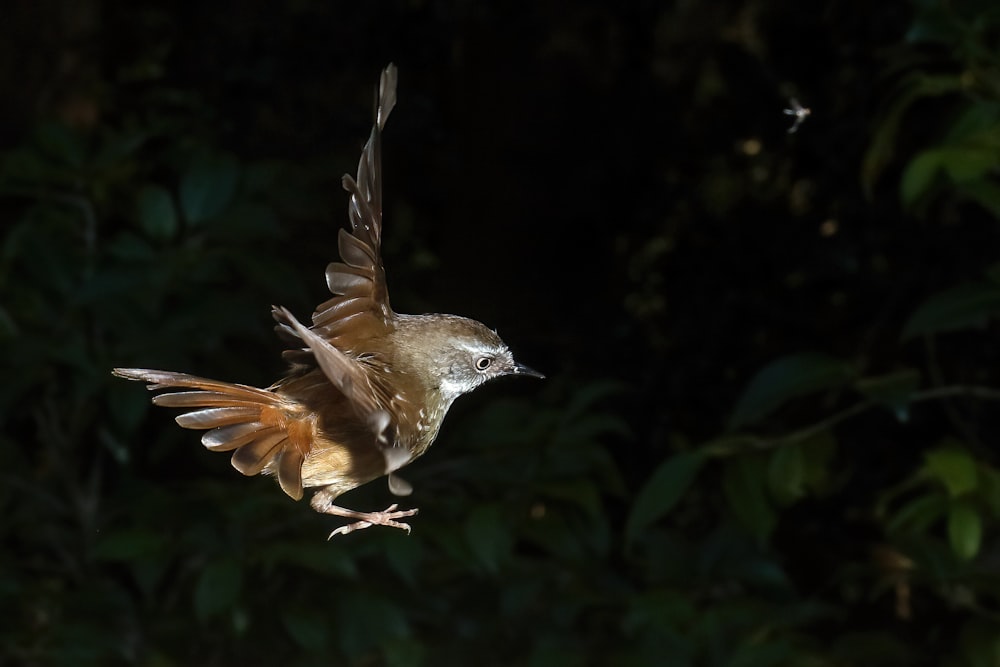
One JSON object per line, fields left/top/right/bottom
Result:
{"left": 114, "top": 64, "right": 542, "bottom": 537}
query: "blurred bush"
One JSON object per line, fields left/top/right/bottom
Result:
{"left": 2, "top": 1, "right": 1000, "bottom": 666}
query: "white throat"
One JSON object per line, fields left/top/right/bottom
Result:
{"left": 439, "top": 376, "right": 469, "bottom": 402}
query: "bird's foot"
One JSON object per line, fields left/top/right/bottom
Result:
{"left": 322, "top": 503, "right": 419, "bottom": 538}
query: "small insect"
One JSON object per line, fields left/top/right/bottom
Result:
{"left": 783, "top": 98, "right": 811, "bottom": 134}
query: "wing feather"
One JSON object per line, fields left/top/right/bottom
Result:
{"left": 276, "top": 63, "right": 398, "bottom": 356}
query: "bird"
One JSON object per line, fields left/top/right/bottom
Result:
{"left": 113, "top": 64, "right": 543, "bottom": 537}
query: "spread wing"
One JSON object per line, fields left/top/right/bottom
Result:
{"left": 117, "top": 67, "right": 423, "bottom": 502}
{"left": 271, "top": 64, "right": 403, "bottom": 446}
{"left": 277, "top": 63, "right": 398, "bottom": 360}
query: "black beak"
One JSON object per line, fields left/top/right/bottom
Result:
{"left": 512, "top": 362, "right": 545, "bottom": 379}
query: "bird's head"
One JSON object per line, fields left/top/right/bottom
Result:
{"left": 396, "top": 314, "right": 543, "bottom": 401}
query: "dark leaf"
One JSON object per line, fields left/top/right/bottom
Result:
{"left": 900, "top": 149, "right": 943, "bottom": 208}
{"left": 902, "top": 284, "right": 1000, "bottom": 340}
{"left": 194, "top": 557, "right": 243, "bottom": 621}
{"left": 180, "top": 152, "right": 240, "bottom": 225}
{"left": 948, "top": 501, "right": 982, "bottom": 560}
{"left": 282, "top": 608, "right": 330, "bottom": 652}
{"left": 855, "top": 369, "right": 921, "bottom": 421}
{"left": 924, "top": 446, "right": 978, "bottom": 497}
{"left": 886, "top": 492, "right": 948, "bottom": 535}
{"left": 136, "top": 185, "right": 178, "bottom": 240}
{"left": 767, "top": 444, "right": 805, "bottom": 506}
{"left": 625, "top": 450, "right": 707, "bottom": 544}
{"left": 723, "top": 454, "right": 777, "bottom": 541}
{"left": 464, "top": 503, "right": 512, "bottom": 574}
{"left": 729, "top": 354, "right": 855, "bottom": 430}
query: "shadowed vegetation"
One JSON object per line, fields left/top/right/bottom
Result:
{"left": 2, "top": 1, "right": 1000, "bottom": 665}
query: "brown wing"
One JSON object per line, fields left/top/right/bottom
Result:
{"left": 276, "top": 63, "right": 398, "bottom": 357}
{"left": 275, "top": 306, "right": 392, "bottom": 441}
{"left": 112, "top": 368, "right": 315, "bottom": 500}
{"left": 277, "top": 308, "right": 423, "bottom": 481}
{"left": 271, "top": 65, "right": 401, "bottom": 428}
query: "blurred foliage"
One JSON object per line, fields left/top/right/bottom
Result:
{"left": 3, "top": 0, "right": 1000, "bottom": 666}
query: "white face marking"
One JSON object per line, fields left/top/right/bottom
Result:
{"left": 439, "top": 376, "right": 467, "bottom": 401}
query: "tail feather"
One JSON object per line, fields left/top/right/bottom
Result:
{"left": 175, "top": 406, "right": 262, "bottom": 429}
{"left": 232, "top": 432, "right": 289, "bottom": 475}
{"left": 202, "top": 422, "right": 272, "bottom": 451}
{"left": 112, "top": 368, "right": 310, "bottom": 500}
{"left": 152, "top": 391, "right": 264, "bottom": 409}
{"left": 275, "top": 447, "right": 305, "bottom": 499}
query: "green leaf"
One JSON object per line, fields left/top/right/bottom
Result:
{"left": 958, "top": 179, "right": 1000, "bottom": 218}
{"left": 562, "top": 380, "right": 627, "bottom": 422}
{"left": 335, "top": 591, "right": 409, "bottom": 657}
{"left": 93, "top": 529, "right": 166, "bottom": 560}
{"left": 948, "top": 501, "right": 982, "bottom": 560}
{"left": 767, "top": 444, "right": 804, "bottom": 506}
{"left": 107, "top": 380, "right": 150, "bottom": 432}
{"left": 734, "top": 556, "right": 795, "bottom": 597}
{"left": 622, "top": 589, "right": 696, "bottom": 634}
{"left": 924, "top": 446, "right": 978, "bottom": 497}
{"left": 800, "top": 431, "right": 837, "bottom": 493}
{"left": 625, "top": 450, "right": 707, "bottom": 544}
{"left": 383, "top": 637, "right": 426, "bottom": 667}
{"left": 945, "top": 102, "right": 1000, "bottom": 142}
{"left": 464, "top": 503, "right": 512, "bottom": 574}
{"left": 729, "top": 354, "right": 855, "bottom": 430}
{"left": 939, "top": 147, "right": 998, "bottom": 183}
{"left": 855, "top": 369, "right": 921, "bottom": 421}
{"left": 34, "top": 122, "right": 87, "bottom": 167}
{"left": 979, "top": 467, "right": 1000, "bottom": 516}
{"left": 900, "top": 149, "right": 943, "bottom": 208}
{"left": 136, "top": 185, "right": 178, "bottom": 240}
{"left": 902, "top": 284, "right": 1000, "bottom": 340}
{"left": 957, "top": 618, "right": 1000, "bottom": 667}
{"left": 906, "top": 0, "right": 963, "bottom": 45}
{"left": 862, "top": 73, "right": 963, "bottom": 195}
{"left": 107, "top": 231, "right": 156, "bottom": 261}
{"left": 886, "top": 492, "right": 948, "bottom": 534}
{"left": 833, "top": 631, "right": 920, "bottom": 665}
{"left": 257, "top": 542, "right": 358, "bottom": 578}
{"left": 282, "top": 608, "right": 330, "bottom": 651}
{"left": 194, "top": 557, "right": 243, "bottom": 621}
{"left": 180, "top": 152, "right": 240, "bottom": 225}
{"left": 382, "top": 531, "right": 424, "bottom": 586}
{"left": 723, "top": 454, "right": 777, "bottom": 541}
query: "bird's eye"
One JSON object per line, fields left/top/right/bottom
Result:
{"left": 475, "top": 357, "right": 493, "bottom": 371}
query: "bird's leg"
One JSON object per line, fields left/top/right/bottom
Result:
{"left": 310, "top": 488, "right": 418, "bottom": 538}
{"left": 323, "top": 503, "right": 419, "bottom": 537}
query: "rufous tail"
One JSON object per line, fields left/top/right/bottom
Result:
{"left": 112, "top": 368, "right": 310, "bottom": 500}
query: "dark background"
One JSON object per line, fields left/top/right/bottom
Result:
{"left": 3, "top": 0, "right": 1000, "bottom": 665}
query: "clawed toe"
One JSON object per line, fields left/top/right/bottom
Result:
{"left": 323, "top": 503, "right": 419, "bottom": 538}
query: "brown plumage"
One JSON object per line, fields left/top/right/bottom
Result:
{"left": 113, "top": 64, "right": 542, "bottom": 536}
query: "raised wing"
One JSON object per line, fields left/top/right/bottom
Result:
{"left": 276, "top": 306, "right": 392, "bottom": 441}
{"left": 271, "top": 64, "right": 403, "bottom": 446}
{"left": 315, "top": 63, "right": 398, "bottom": 348}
